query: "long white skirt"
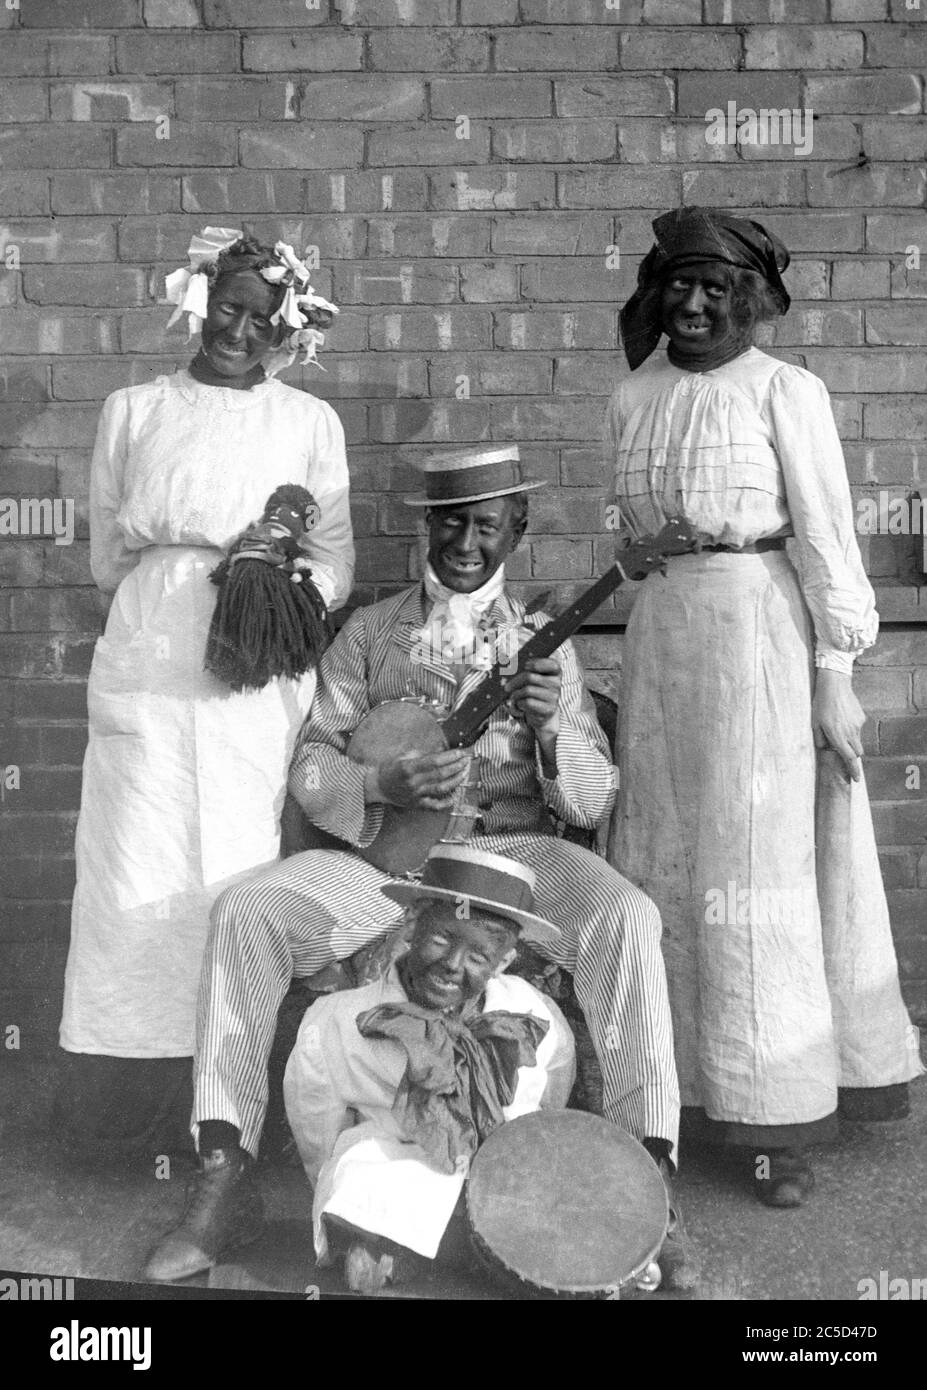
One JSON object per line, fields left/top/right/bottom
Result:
{"left": 608, "top": 550, "right": 923, "bottom": 1128}
{"left": 60, "top": 546, "right": 317, "bottom": 1058}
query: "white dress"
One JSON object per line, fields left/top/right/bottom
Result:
{"left": 605, "top": 348, "right": 923, "bottom": 1132}
{"left": 60, "top": 370, "right": 355, "bottom": 1058}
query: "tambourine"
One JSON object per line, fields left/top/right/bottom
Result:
{"left": 465, "top": 1110, "right": 668, "bottom": 1300}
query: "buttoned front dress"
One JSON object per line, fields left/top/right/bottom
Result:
{"left": 60, "top": 370, "right": 354, "bottom": 1059}
{"left": 605, "top": 347, "right": 922, "bottom": 1140}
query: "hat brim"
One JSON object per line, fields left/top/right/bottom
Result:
{"left": 380, "top": 881, "right": 559, "bottom": 950}
{"left": 403, "top": 481, "right": 548, "bottom": 508}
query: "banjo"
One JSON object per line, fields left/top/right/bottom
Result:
{"left": 284, "top": 518, "right": 697, "bottom": 875}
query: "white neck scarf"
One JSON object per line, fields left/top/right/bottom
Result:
{"left": 418, "top": 561, "right": 506, "bottom": 668}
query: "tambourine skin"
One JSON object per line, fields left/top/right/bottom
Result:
{"left": 465, "top": 1111, "right": 668, "bottom": 1300}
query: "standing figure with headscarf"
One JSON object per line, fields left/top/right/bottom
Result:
{"left": 605, "top": 206, "right": 923, "bottom": 1207}
{"left": 57, "top": 229, "right": 355, "bottom": 1155}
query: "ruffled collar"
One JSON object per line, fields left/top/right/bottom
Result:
{"left": 171, "top": 368, "right": 284, "bottom": 411}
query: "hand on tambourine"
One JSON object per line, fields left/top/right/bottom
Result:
{"left": 812, "top": 668, "right": 864, "bottom": 782}
{"left": 504, "top": 657, "right": 562, "bottom": 740}
{"left": 372, "top": 748, "right": 471, "bottom": 810}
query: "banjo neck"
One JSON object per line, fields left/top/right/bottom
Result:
{"left": 441, "top": 516, "right": 698, "bottom": 749}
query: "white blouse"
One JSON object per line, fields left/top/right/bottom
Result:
{"left": 604, "top": 347, "right": 878, "bottom": 670}
{"left": 89, "top": 369, "right": 354, "bottom": 612}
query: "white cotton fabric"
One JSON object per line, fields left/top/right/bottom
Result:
{"left": 605, "top": 350, "right": 923, "bottom": 1125}
{"left": 283, "top": 966, "right": 576, "bottom": 1261}
{"left": 60, "top": 371, "right": 354, "bottom": 1057}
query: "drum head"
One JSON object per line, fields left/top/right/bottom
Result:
{"left": 466, "top": 1111, "right": 668, "bottom": 1298}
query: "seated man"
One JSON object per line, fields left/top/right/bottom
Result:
{"left": 283, "top": 845, "right": 576, "bottom": 1295}
{"left": 144, "top": 445, "right": 694, "bottom": 1289}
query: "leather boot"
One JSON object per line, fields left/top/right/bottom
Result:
{"left": 142, "top": 1147, "right": 264, "bottom": 1282}
{"left": 655, "top": 1157, "right": 701, "bottom": 1292}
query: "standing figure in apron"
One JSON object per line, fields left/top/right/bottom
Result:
{"left": 606, "top": 206, "right": 923, "bottom": 1207}
{"left": 57, "top": 229, "right": 355, "bottom": 1154}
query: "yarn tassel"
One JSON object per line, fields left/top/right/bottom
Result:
{"left": 205, "top": 558, "right": 332, "bottom": 692}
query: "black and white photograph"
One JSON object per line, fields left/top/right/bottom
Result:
{"left": 0, "top": 0, "right": 925, "bottom": 1358}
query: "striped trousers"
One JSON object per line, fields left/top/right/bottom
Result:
{"left": 194, "top": 833, "right": 680, "bottom": 1159}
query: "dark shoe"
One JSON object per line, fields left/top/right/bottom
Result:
{"left": 752, "top": 1148, "right": 814, "bottom": 1209}
{"left": 654, "top": 1158, "right": 701, "bottom": 1292}
{"left": 142, "top": 1147, "right": 264, "bottom": 1282}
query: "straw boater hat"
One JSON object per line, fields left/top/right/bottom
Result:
{"left": 403, "top": 445, "right": 547, "bottom": 508}
{"left": 381, "top": 844, "right": 559, "bottom": 949}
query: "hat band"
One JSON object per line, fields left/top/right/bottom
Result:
{"left": 420, "top": 859, "right": 536, "bottom": 918}
{"left": 425, "top": 459, "right": 526, "bottom": 504}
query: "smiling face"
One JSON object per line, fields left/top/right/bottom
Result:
{"left": 400, "top": 901, "right": 518, "bottom": 1012}
{"left": 199, "top": 270, "right": 285, "bottom": 379}
{"left": 426, "top": 495, "right": 527, "bottom": 595}
{"left": 660, "top": 259, "right": 736, "bottom": 359}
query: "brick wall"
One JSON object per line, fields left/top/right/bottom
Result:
{"left": 1, "top": 0, "right": 926, "bottom": 1053}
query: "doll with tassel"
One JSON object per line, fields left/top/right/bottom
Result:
{"left": 205, "top": 484, "right": 333, "bottom": 692}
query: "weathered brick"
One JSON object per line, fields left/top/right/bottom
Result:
{"left": 808, "top": 165, "right": 926, "bottom": 209}
{"left": 461, "top": 0, "right": 518, "bottom": 19}
{"left": 0, "top": 542, "right": 45, "bottom": 587}
{"left": 0, "top": 82, "right": 49, "bottom": 123}
{"left": 802, "top": 350, "right": 927, "bottom": 393}
{"left": 832, "top": 0, "right": 887, "bottom": 15}
{"left": 48, "top": 35, "right": 114, "bottom": 76}
{"left": 144, "top": 0, "right": 201, "bottom": 23}
{"left": 866, "top": 399, "right": 927, "bottom": 441}
{"left": 431, "top": 78, "right": 552, "bottom": 121}
{"left": 495, "top": 28, "right": 619, "bottom": 72}
{"left": 522, "top": 259, "right": 624, "bottom": 304}
{"left": 42, "top": 541, "right": 93, "bottom": 585}
{"left": 866, "top": 25, "right": 927, "bottom": 67}
{"left": 0, "top": 360, "right": 50, "bottom": 401}
{"left": 368, "top": 30, "right": 489, "bottom": 72}
{"left": 0, "top": 404, "right": 99, "bottom": 451}
{"left": 735, "top": 119, "right": 860, "bottom": 163}
{"left": 202, "top": 0, "right": 329, "bottom": 24}
{"left": 621, "top": 29, "right": 742, "bottom": 70}
{"left": 1, "top": 220, "right": 116, "bottom": 264}
{"left": 0, "top": 127, "right": 112, "bottom": 170}
{"left": 878, "top": 848, "right": 920, "bottom": 890}
{"left": 682, "top": 167, "right": 806, "bottom": 207}
{"left": 786, "top": 260, "right": 829, "bottom": 299}
{"left": 554, "top": 354, "right": 623, "bottom": 397}
{"left": 844, "top": 443, "right": 926, "bottom": 487}
{"left": 368, "top": 308, "right": 491, "bottom": 351}
{"left": 830, "top": 261, "right": 893, "bottom": 300}
{"left": 181, "top": 170, "right": 302, "bottom": 213}
{"left": 10, "top": 681, "right": 89, "bottom": 721}
{"left": 492, "top": 399, "right": 602, "bottom": 443}
{"left": 176, "top": 78, "right": 263, "bottom": 122}
{"left": 862, "top": 119, "right": 927, "bottom": 161}
{"left": 490, "top": 213, "right": 612, "bottom": 257}
{"left": 367, "top": 216, "right": 490, "bottom": 259}
{"left": 116, "top": 124, "right": 236, "bottom": 167}
{"left": 521, "top": 0, "right": 639, "bottom": 19}
{"left": 557, "top": 169, "right": 680, "bottom": 209}
{"left": 239, "top": 125, "right": 364, "bottom": 170}
{"left": 763, "top": 213, "right": 864, "bottom": 252}
{"left": 854, "top": 669, "right": 914, "bottom": 711}
{"left": 867, "top": 306, "right": 927, "bottom": 347}
{"left": 333, "top": 261, "right": 457, "bottom": 306}
{"left": 705, "top": 0, "right": 827, "bottom": 16}
{"left": 295, "top": 171, "right": 427, "bottom": 214}
{"left": 494, "top": 308, "right": 618, "bottom": 350}
{"left": 278, "top": 76, "right": 425, "bottom": 122}
{"left": 555, "top": 77, "right": 673, "bottom": 118}
{"left": 242, "top": 33, "right": 363, "bottom": 72}
{"left": 338, "top": 0, "right": 455, "bottom": 21}
{"left": 745, "top": 27, "right": 864, "bottom": 68}
{"left": 50, "top": 80, "right": 172, "bottom": 122}
{"left": 51, "top": 172, "right": 178, "bottom": 215}
{"left": 460, "top": 262, "right": 519, "bottom": 304}
{"left": 889, "top": 0, "right": 927, "bottom": 16}
{"left": 677, "top": 72, "right": 802, "bottom": 119}
{"left": 51, "top": 358, "right": 179, "bottom": 401}
{"left": 0, "top": 38, "right": 45, "bottom": 77}
{"left": 492, "top": 120, "right": 617, "bottom": 164}
{"left": 116, "top": 32, "right": 238, "bottom": 73}
{"left": 24, "top": 265, "right": 148, "bottom": 308}
{"left": 428, "top": 169, "right": 556, "bottom": 212}
{"left": 302, "top": 354, "right": 427, "bottom": 401}
{"left": 368, "top": 400, "right": 490, "bottom": 445}
{"left": 916, "top": 668, "right": 927, "bottom": 710}
{"left": 368, "top": 123, "right": 490, "bottom": 168}
{"left": 764, "top": 307, "right": 863, "bottom": 348}
{"left": 805, "top": 74, "right": 922, "bottom": 116}
{"left": 530, "top": 537, "right": 594, "bottom": 580}
{"left": 10, "top": 768, "right": 83, "bottom": 815}
{"left": 0, "top": 174, "right": 51, "bottom": 217}
{"left": 3, "top": 857, "right": 76, "bottom": 900}
{"left": 427, "top": 353, "right": 553, "bottom": 399}
{"left": 0, "top": 311, "right": 118, "bottom": 356}
{"left": 21, "top": 0, "right": 140, "bottom": 25}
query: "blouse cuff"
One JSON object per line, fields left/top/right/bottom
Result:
{"left": 815, "top": 648, "right": 856, "bottom": 675}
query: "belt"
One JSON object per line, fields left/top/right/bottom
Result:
{"left": 699, "top": 538, "right": 787, "bottom": 554}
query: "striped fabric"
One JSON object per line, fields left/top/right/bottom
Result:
{"left": 193, "top": 583, "right": 680, "bottom": 1159}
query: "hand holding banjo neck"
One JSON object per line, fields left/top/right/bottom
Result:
{"left": 442, "top": 516, "right": 699, "bottom": 749}
{"left": 345, "top": 516, "right": 698, "bottom": 876}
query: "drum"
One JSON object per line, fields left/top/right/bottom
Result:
{"left": 465, "top": 1110, "right": 668, "bottom": 1299}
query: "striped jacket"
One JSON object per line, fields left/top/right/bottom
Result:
{"left": 288, "top": 582, "right": 616, "bottom": 847}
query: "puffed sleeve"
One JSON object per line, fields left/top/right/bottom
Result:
{"left": 302, "top": 399, "right": 354, "bottom": 613}
{"left": 88, "top": 390, "right": 140, "bottom": 595}
{"left": 766, "top": 364, "right": 878, "bottom": 668}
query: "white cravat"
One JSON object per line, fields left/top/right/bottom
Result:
{"left": 418, "top": 562, "right": 505, "bottom": 668}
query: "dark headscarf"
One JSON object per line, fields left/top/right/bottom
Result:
{"left": 620, "top": 206, "right": 791, "bottom": 370}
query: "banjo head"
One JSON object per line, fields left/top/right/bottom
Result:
{"left": 466, "top": 1110, "right": 668, "bottom": 1299}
